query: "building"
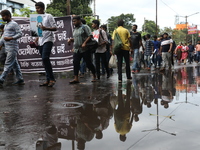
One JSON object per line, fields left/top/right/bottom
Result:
{"left": 0, "top": 0, "right": 36, "bottom": 14}
{"left": 174, "top": 22, "right": 189, "bottom": 30}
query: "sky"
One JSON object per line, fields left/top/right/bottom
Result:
{"left": 41, "top": 0, "right": 200, "bottom": 31}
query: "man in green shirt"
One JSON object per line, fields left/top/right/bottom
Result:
{"left": 68, "top": 16, "right": 96, "bottom": 84}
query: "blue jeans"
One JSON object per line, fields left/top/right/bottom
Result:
{"left": 80, "top": 58, "right": 86, "bottom": 74}
{"left": 132, "top": 49, "right": 140, "bottom": 70}
{"left": 153, "top": 53, "right": 162, "bottom": 67}
{"left": 0, "top": 50, "right": 23, "bottom": 82}
{"left": 144, "top": 55, "right": 151, "bottom": 68}
{"left": 39, "top": 42, "right": 55, "bottom": 81}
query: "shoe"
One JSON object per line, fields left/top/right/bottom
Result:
{"left": 69, "top": 80, "right": 80, "bottom": 84}
{"left": 127, "top": 77, "right": 132, "bottom": 80}
{"left": 107, "top": 74, "right": 110, "bottom": 79}
{"left": 79, "top": 74, "right": 84, "bottom": 78}
{"left": 12, "top": 80, "right": 25, "bottom": 85}
{"left": 160, "top": 67, "right": 165, "bottom": 71}
{"left": 118, "top": 80, "right": 122, "bottom": 83}
{"left": 0, "top": 80, "right": 3, "bottom": 87}
{"left": 48, "top": 80, "right": 56, "bottom": 87}
{"left": 40, "top": 81, "right": 49, "bottom": 86}
{"left": 131, "top": 70, "right": 135, "bottom": 74}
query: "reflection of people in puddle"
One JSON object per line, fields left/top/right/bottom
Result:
{"left": 113, "top": 83, "right": 133, "bottom": 142}
{"left": 75, "top": 104, "right": 101, "bottom": 150}
{"left": 36, "top": 124, "right": 61, "bottom": 150}
{"left": 93, "top": 94, "right": 113, "bottom": 136}
{"left": 131, "top": 77, "right": 144, "bottom": 122}
{"left": 143, "top": 76, "right": 155, "bottom": 108}
{"left": 160, "top": 71, "right": 175, "bottom": 108}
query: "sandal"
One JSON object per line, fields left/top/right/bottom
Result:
{"left": 40, "top": 81, "right": 49, "bottom": 86}
{"left": 91, "top": 78, "right": 96, "bottom": 82}
{"left": 48, "top": 80, "right": 56, "bottom": 87}
{"left": 69, "top": 80, "right": 80, "bottom": 84}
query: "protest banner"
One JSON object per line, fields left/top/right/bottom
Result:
{"left": 14, "top": 16, "right": 74, "bottom": 73}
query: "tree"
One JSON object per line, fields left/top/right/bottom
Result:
{"left": 46, "top": 0, "right": 94, "bottom": 17}
{"left": 13, "top": 7, "right": 36, "bottom": 17}
{"left": 142, "top": 20, "right": 160, "bottom": 36}
{"left": 160, "top": 27, "right": 173, "bottom": 36}
{"left": 107, "top": 13, "right": 136, "bottom": 33}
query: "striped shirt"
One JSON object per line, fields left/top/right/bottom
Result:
{"left": 144, "top": 40, "right": 153, "bottom": 56}
{"left": 0, "top": 20, "right": 22, "bottom": 52}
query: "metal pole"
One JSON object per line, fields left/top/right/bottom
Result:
{"left": 185, "top": 16, "right": 188, "bottom": 43}
{"left": 94, "top": 0, "right": 96, "bottom": 16}
{"left": 156, "top": 0, "right": 158, "bottom": 36}
{"left": 66, "top": 0, "right": 71, "bottom": 15}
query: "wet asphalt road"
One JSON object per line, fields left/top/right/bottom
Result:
{"left": 0, "top": 63, "right": 200, "bottom": 150}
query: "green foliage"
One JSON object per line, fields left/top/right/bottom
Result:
{"left": 83, "top": 16, "right": 96, "bottom": 28}
{"left": 142, "top": 20, "right": 160, "bottom": 36}
{"left": 46, "top": 0, "right": 93, "bottom": 17}
{"left": 13, "top": 7, "right": 36, "bottom": 17}
{"left": 160, "top": 27, "right": 174, "bottom": 36}
{"left": 107, "top": 13, "right": 136, "bottom": 33}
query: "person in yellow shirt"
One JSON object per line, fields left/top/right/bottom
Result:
{"left": 112, "top": 20, "right": 132, "bottom": 83}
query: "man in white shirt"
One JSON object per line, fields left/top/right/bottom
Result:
{"left": 92, "top": 20, "right": 110, "bottom": 80}
{"left": 35, "top": 2, "right": 57, "bottom": 87}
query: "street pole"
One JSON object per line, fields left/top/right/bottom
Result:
{"left": 185, "top": 16, "right": 188, "bottom": 43}
{"left": 156, "top": 0, "right": 158, "bottom": 36}
{"left": 180, "top": 12, "right": 199, "bottom": 43}
{"left": 66, "top": 0, "right": 71, "bottom": 15}
{"left": 94, "top": 0, "right": 96, "bottom": 16}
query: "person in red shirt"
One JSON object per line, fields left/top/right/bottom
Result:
{"left": 175, "top": 42, "right": 182, "bottom": 65}
{"left": 181, "top": 43, "right": 189, "bottom": 65}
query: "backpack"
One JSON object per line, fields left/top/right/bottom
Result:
{"left": 112, "top": 30, "right": 123, "bottom": 55}
{"left": 82, "top": 25, "right": 98, "bottom": 53}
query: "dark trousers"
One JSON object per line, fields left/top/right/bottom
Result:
{"left": 73, "top": 50, "right": 96, "bottom": 76}
{"left": 116, "top": 50, "right": 131, "bottom": 80}
{"left": 101, "top": 50, "right": 111, "bottom": 74}
{"left": 171, "top": 51, "right": 174, "bottom": 66}
{"left": 95, "top": 52, "right": 110, "bottom": 79}
{"left": 188, "top": 52, "right": 193, "bottom": 63}
{"left": 39, "top": 42, "right": 55, "bottom": 81}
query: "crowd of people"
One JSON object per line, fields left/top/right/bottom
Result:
{"left": 0, "top": 1, "right": 200, "bottom": 87}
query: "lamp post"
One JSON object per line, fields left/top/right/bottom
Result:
{"left": 180, "top": 12, "right": 199, "bottom": 43}
{"left": 156, "top": 0, "right": 158, "bottom": 36}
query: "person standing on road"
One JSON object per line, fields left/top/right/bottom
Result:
{"left": 67, "top": 16, "right": 96, "bottom": 84}
{"left": 144, "top": 34, "right": 154, "bottom": 70}
{"left": 175, "top": 42, "right": 183, "bottom": 65}
{"left": 181, "top": 43, "right": 189, "bottom": 65}
{"left": 188, "top": 42, "right": 195, "bottom": 64}
{"left": 92, "top": 20, "right": 110, "bottom": 80}
{"left": 112, "top": 20, "right": 132, "bottom": 83}
{"left": 0, "top": 10, "right": 24, "bottom": 87}
{"left": 130, "top": 24, "right": 144, "bottom": 73}
{"left": 159, "top": 33, "right": 173, "bottom": 71}
{"left": 195, "top": 41, "right": 200, "bottom": 63}
{"left": 35, "top": 2, "right": 57, "bottom": 87}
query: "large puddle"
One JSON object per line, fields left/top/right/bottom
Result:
{"left": 0, "top": 66, "right": 200, "bottom": 150}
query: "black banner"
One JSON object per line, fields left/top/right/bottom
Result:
{"left": 14, "top": 16, "right": 74, "bottom": 73}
